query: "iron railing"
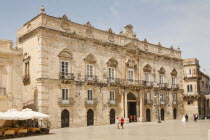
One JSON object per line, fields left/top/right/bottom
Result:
{"left": 85, "top": 75, "right": 98, "bottom": 82}
{"left": 58, "top": 98, "right": 75, "bottom": 105}
{"left": 171, "top": 84, "right": 179, "bottom": 89}
{"left": 85, "top": 98, "right": 98, "bottom": 105}
{"left": 107, "top": 78, "right": 121, "bottom": 84}
{"left": 144, "top": 99, "right": 153, "bottom": 105}
{"left": 158, "top": 83, "right": 168, "bottom": 88}
{"left": 59, "top": 72, "right": 75, "bottom": 80}
{"left": 141, "top": 81, "right": 154, "bottom": 87}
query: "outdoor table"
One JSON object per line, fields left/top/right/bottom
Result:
{"left": 4, "top": 129, "right": 15, "bottom": 136}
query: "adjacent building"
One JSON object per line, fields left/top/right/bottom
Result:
{"left": 183, "top": 58, "right": 210, "bottom": 120}
{"left": 16, "top": 8, "right": 184, "bottom": 128}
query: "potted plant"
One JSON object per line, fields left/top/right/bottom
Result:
{"left": 42, "top": 120, "right": 51, "bottom": 134}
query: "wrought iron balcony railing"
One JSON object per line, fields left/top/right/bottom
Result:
{"left": 107, "top": 78, "right": 121, "bottom": 84}
{"left": 85, "top": 75, "right": 98, "bottom": 82}
{"left": 108, "top": 99, "right": 119, "bottom": 106}
{"left": 171, "top": 84, "right": 179, "bottom": 89}
{"left": 59, "top": 72, "right": 75, "bottom": 80}
{"left": 172, "top": 100, "right": 178, "bottom": 105}
{"left": 158, "top": 83, "right": 168, "bottom": 88}
{"left": 85, "top": 98, "right": 98, "bottom": 105}
{"left": 160, "top": 100, "right": 168, "bottom": 105}
{"left": 121, "top": 79, "right": 141, "bottom": 85}
{"left": 144, "top": 99, "right": 153, "bottom": 105}
{"left": 141, "top": 81, "right": 154, "bottom": 87}
{"left": 58, "top": 98, "right": 75, "bottom": 106}
{"left": 0, "top": 88, "right": 6, "bottom": 96}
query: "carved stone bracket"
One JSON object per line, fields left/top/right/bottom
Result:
{"left": 107, "top": 57, "right": 118, "bottom": 67}
{"left": 126, "top": 59, "right": 137, "bottom": 68}
{"left": 84, "top": 53, "right": 96, "bottom": 64}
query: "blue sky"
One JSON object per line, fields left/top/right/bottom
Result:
{"left": 0, "top": 0, "right": 210, "bottom": 74}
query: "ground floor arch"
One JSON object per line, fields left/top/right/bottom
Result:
{"left": 87, "top": 109, "right": 94, "bottom": 126}
{"left": 161, "top": 108, "right": 164, "bottom": 121}
{"left": 110, "top": 109, "right": 115, "bottom": 124}
{"left": 61, "top": 109, "right": 69, "bottom": 128}
{"left": 146, "top": 108, "right": 151, "bottom": 122}
{"left": 173, "top": 108, "right": 177, "bottom": 119}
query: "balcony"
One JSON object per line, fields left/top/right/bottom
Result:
{"left": 0, "top": 88, "right": 6, "bottom": 96}
{"left": 160, "top": 100, "right": 168, "bottom": 105}
{"left": 108, "top": 99, "right": 119, "bottom": 107}
{"left": 85, "top": 75, "right": 98, "bottom": 85}
{"left": 144, "top": 99, "right": 153, "bottom": 105}
{"left": 122, "top": 79, "right": 141, "bottom": 85}
{"left": 23, "top": 75, "right": 30, "bottom": 85}
{"left": 158, "top": 83, "right": 168, "bottom": 89}
{"left": 184, "top": 74, "right": 201, "bottom": 80}
{"left": 172, "top": 100, "right": 178, "bottom": 105}
{"left": 59, "top": 72, "right": 75, "bottom": 84}
{"left": 85, "top": 98, "right": 98, "bottom": 106}
{"left": 141, "top": 81, "right": 154, "bottom": 88}
{"left": 107, "top": 78, "right": 121, "bottom": 85}
{"left": 58, "top": 98, "right": 75, "bottom": 106}
{"left": 171, "top": 84, "right": 179, "bottom": 90}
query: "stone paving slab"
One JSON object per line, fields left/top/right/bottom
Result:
{"left": 8, "top": 120, "right": 210, "bottom": 140}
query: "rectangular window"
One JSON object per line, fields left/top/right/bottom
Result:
{"left": 187, "top": 84, "right": 193, "bottom": 92}
{"left": 159, "top": 94, "right": 163, "bottom": 101}
{"left": 146, "top": 93, "right": 150, "bottom": 100}
{"left": 62, "top": 89, "right": 68, "bottom": 100}
{"left": 110, "top": 90, "right": 115, "bottom": 101}
{"left": 188, "top": 68, "right": 192, "bottom": 75}
{"left": 61, "top": 61, "right": 69, "bottom": 74}
{"left": 128, "top": 68, "right": 134, "bottom": 83}
{"left": 86, "top": 64, "right": 93, "bottom": 79}
{"left": 87, "top": 89, "right": 93, "bottom": 100}
{"left": 159, "top": 75, "right": 164, "bottom": 85}
{"left": 109, "top": 67, "right": 115, "bottom": 81}
{"left": 145, "top": 73, "right": 150, "bottom": 82}
{"left": 172, "top": 76, "right": 176, "bottom": 85}
{"left": 173, "top": 94, "right": 177, "bottom": 101}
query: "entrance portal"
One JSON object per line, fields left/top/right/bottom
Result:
{"left": 61, "top": 109, "right": 69, "bottom": 128}
{"left": 173, "top": 108, "right": 177, "bottom": 119}
{"left": 110, "top": 109, "right": 115, "bottom": 124}
{"left": 127, "top": 93, "right": 137, "bottom": 121}
{"left": 146, "top": 108, "right": 151, "bottom": 122}
{"left": 161, "top": 108, "right": 164, "bottom": 121}
{"left": 87, "top": 109, "right": 94, "bottom": 126}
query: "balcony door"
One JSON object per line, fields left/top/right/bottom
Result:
{"left": 86, "top": 64, "right": 94, "bottom": 80}
{"left": 62, "top": 89, "right": 69, "bottom": 104}
{"left": 109, "top": 67, "right": 115, "bottom": 82}
{"left": 145, "top": 72, "right": 150, "bottom": 86}
{"left": 61, "top": 61, "right": 69, "bottom": 78}
{"left": 128, "top": 68, "right": 134, "bottom": 84}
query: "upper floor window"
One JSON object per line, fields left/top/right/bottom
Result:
{"left": 61, "top": 61, "right": 69, "bottom": 74}
{"left": 188, "top": 68, "right": 192, "bottom": 75}
{"left": 87, "top": 89, "right": 93, "bottom": 100}
{"left": 187, "top": 84, "right": 193, "bottom": 92}
{"left": 159, "top": 93, "right": 164, "bottom": 101}
{"left": 109, "top": 67, "right": 115, "bottom": 81}
{"left": 128, "top": 68, "right": 134, "bottom": 82}
{"left": 159, "top": 75, "right": 164, "bottom": 84}
{"left": 145, "top": 72, "right": 150, "bottom": 82}
{"left": 62, "top": 88, "right": 68, "bottom": 100}
{"left": 86, "top": 64, "right": 94, "bottom": 79}
{"left": 172, "top": 76, "right": 176, "bottom": 85}
{"left": 110, "top": 90, "right": 115, "bottom": 101}
{"left": 146, "top": 93, "right": 150, "bottom": 100}
{"left": 173, "top": 94, "right": 177, "bottom": 101}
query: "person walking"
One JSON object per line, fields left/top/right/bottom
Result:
{"left": 120, "top": 117, "right": 125, "bottom": 129}
{"left": 185, "top": 114, "right": 188, "bottom": 122}
{"left": 116, "top": 117, "right": 120, "bottom": 129}
{"left": 129, "top": 115, "right": 133, "bottom": 122}
{"left": 133, "top": 115, "right": 137, "bottom": 122}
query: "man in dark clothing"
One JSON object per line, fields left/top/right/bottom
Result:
{"left": 185, "top": 114, "right": 189, "bottom": 122}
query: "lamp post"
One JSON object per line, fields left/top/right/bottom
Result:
{"left": 155, "top": 85, "right": 161, "bottom": 123}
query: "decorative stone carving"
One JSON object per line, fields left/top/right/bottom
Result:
{"left": 123, "top": 24, "right": 135, "bottom": 38}
{"left": 61, "top": 22, "right": 70, "bottom": 30}
{"left": 40, "top": 5, "right": 46, "bottom": 14}
{"left": 107, "top": 57, "right": 118, "bottom": 67}
{"left": 62, "top": 14, "right": 69, "bottom": 21}
{"left": 119, "top": 29, "right": 123, "bottom": 35}
{"left": 86, "top": 29, "right": 93, "bottom": 37}
{"left": 158, "top": 67, "right": 166, "bottom": 74}
{"left": 126, "top": 59, "right": 137, "bottom": 68}
{"left": 124, "top": 42, "right": 139, "bottom": 54}
{"left": 108, "top": 28, "right": 113, "bottom": 34}
{"left": 108, "top": 35, "right": 115, "bottom": 42}
{"left": 158, "top": 42, "right": 163, "bottom": 53}
{"left": 58, "top": 48, "right": 73, "bottom": 59}
{"left": 144, "top": 44, "right": 148, "bottom": 51}
{"left": 143, "top": 64, "right": 152, "bottom": 72}
{"left": 144, "top": 38, "right": 147, "bottom": 43}
{"left": 84, "top": 53, "right": 96, "bottom": 64}
{"left": 85, "top": 21, "right": 93, "bottom": 28}
{"left": 27, "top": 23, "right": 32, "bottom": 32}
{"left": 171, "top": 68, "right": 177, "bottom": 76}
{"left": 171, "top": 50, "right": 175, "bottom": 56}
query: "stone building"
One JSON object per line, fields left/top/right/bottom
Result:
{"left": 0, "top": 39, "right": 23, "bottom": 112}
{"left": 16, "top": 7, "right": 184, "bottom": 128}
{"left": 183, "top": 58, "right": 210, "bottom": 120}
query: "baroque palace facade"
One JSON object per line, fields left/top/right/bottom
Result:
{"left": 16, "top": 8, "right": 184, "bottom": 128}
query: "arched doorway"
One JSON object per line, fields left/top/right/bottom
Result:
{"left": 110, "top": 109, "right": 115, "bottom": 124}
{"left": 161, "top": 108, "right": 164, "bottom": 121}
{"left": 146, "top": 108, "right": 151, "bottom": 122}
{"left": 173, "top": 108, "right": 177, "bottom": 119}
{"left": 127, "top": 93, "right": 137, "bottom": 121}
{"left": 87, "top": 109, "right": 94, "bottom": 126}
{"left": 61, "top": 109, "right": 69, "bottom": 128}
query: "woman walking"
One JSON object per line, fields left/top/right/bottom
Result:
{"left": 116, "top": 117, "right": 120, "bottom": 129}
{"left": 120, "top": 117, "right": 125, "bottom": 129}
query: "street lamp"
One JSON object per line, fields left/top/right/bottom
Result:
{"left": 155, "top": 85, "right": 161, "bottom": 123}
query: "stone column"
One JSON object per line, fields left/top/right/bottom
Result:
{"left": 139, "top": 89, "right": 143, "bottom": 122}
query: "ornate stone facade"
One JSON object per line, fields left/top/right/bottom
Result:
{"left": 16, "top": 8, "right": 184, "bottom": 128}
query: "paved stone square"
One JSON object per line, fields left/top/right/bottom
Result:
{"left": 11, "top": 120, "right": 210, "bottom": 140}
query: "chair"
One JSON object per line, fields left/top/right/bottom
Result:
{"left": 4, "top": 129, "right": 15, "bottom": 136}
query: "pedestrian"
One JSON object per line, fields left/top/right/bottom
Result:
{"left": 129, "top": 115, "right": 133, "bottom": 122}
{"left": 193, "top": 114, "right": 196, "bottom": 121}
{"left": 185, "top": 114, "right": 188, "bottom": 122}
{"left": 120, "top": 117, "right": 125, "bottom": 129}
{"left": 195, "top": 114, "right": 198, "bottom": 121}
{"left": 133, "top": 115, "right": 137, "bottom": 122}
{"left": 116, "top": 117, "right": 120, "bottom": 129}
